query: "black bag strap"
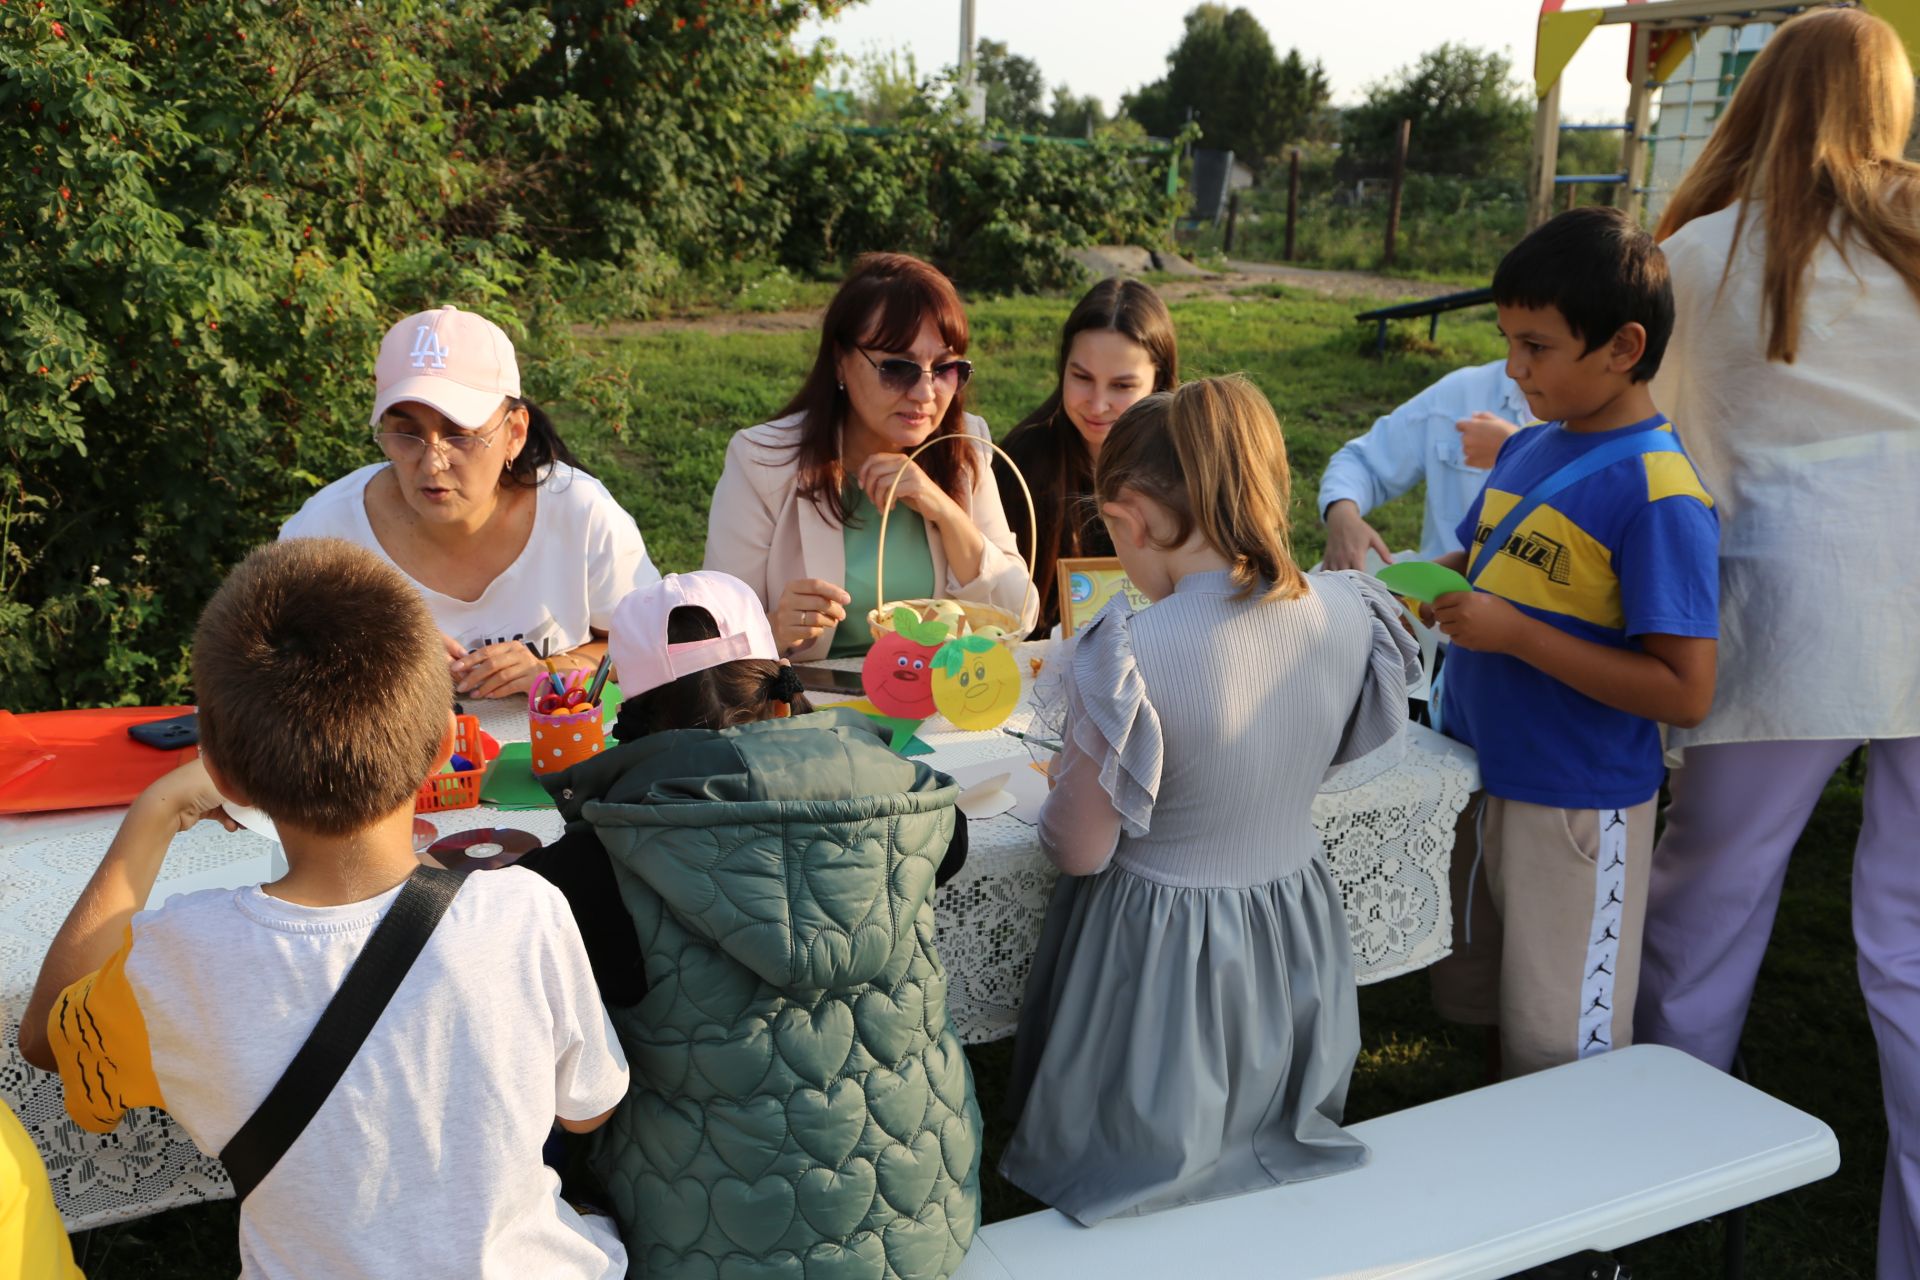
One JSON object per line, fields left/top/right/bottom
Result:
{"left": 221, "top": 865, "right": 464, "bottom": 1202}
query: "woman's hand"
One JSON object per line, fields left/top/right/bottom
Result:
{"left": 453, "top": 640, "right": 546, "bottom": 699}
{"left": 857, "top": 453, "right": 961, "bottom": 527}
{"left": 774, "top": 578, "right": 851, "bottom": 656}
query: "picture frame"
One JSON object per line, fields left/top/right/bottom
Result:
{"left": 1057, "top": 556, "right": 1150, "bottom": 638}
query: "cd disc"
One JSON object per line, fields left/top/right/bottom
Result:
{"left": 422, "top": 826, "right": 542, "bottom": 872}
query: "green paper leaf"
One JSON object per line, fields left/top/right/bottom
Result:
{"left": 891, "top": 606, "right": 950, "bottom": 647}
{"left": 1375, "top": 561, "right": 1474, "bottom": 604}
{"left": 932, "top": 640, "right": 966, "bottom": 676}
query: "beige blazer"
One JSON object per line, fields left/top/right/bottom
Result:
{"left": 703, "top": 412, "right": 1039, "bottom": 661}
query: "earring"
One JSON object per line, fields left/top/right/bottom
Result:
{"left": 837, "top": 382, "right": 845, "bottom": 392}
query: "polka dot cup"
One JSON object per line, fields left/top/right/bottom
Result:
{"left": 528, "top": 673, "right": 607, "bottom": 776}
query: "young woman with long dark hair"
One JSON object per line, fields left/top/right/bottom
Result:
{"left": 994, "top": 277, "right": 1179, "bottom": 633}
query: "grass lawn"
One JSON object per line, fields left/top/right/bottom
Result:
{"left": 68, "top": 287, "right": 1884, "bottom": 1276}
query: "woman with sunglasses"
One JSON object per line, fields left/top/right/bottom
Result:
{"left": 281, "top": 305, "right": 659, "bottom": 697}
{"left": 705, "top": 252, "right": 1037, "bottom": 658}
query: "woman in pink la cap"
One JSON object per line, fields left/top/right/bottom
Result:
{"left": 280, "top": 305, "right": 660, "bottom": 698}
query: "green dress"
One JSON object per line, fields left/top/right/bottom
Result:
{"left": 832, "top": 489, "right": 938, "bottom": 657}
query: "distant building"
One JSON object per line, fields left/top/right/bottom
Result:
{"left": 1646, "top": 23, "right": 1773, "bottom": 220}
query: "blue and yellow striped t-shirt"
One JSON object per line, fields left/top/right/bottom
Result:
{"left": 1440, "top": 415, "right": 1720, "bottom": 809}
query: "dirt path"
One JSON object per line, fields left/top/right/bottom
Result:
{"left": 581, "top": 260, "right": 1459, "bottom": 338}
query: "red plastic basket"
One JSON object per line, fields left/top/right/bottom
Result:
{"left": 415, "top": 714, "right": 484, "bottom": 813}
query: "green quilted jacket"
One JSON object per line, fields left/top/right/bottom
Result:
{"left": 554, "top": 707, "right": 983, "bottom": 1279}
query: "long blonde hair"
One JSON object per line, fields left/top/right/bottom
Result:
{"left": 1094, "top": 375, "right": 1307, "bottom": 602}
{"left": 1656, "top": 7, "right": 1920, "bottom": 362}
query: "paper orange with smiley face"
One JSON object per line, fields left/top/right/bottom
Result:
{"left": 931, "top": 635, "right": 1021, "bottom": 730}
{"left": 862, "top": 607, "right": 949, "bottom": 720}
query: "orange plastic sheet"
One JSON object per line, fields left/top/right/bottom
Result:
{"left": 0, "top": 707, "right": 198, "bottom": 815}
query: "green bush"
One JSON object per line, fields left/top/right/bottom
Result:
{"left": 0, "top": 3, "right": 1190, "bottom": 711}
{"left": 777, "top": 119, "right": 1186, "bottom": 293}
{"left": 0, "top": 3, "right": 639, "bottom": 710}
{"left": 495, "top": 0, "right": 838, "bottom": 266}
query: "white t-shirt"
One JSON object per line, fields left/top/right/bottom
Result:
{"left": 1655, "top": 202, "right": 1920, "bottom": 754}
{"left": 106, "top": 870, "right": 627, "bottom": 1279}
{"left": 281, "top": 462, "right": 660, "bottom": 658}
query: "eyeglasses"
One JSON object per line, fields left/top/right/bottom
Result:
{"left": 375, "top": 406, "right": 510, "bottom": 466}
{"left": 858, "top": 348, "right": 974, "bottom": 395}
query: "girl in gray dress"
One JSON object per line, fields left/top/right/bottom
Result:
{"left": 1001, "top": 375, "right": 1421, "bottom": 1225}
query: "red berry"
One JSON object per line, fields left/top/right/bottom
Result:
{"left": 49, "top": 20, "right": 63, "bottom": 36}
{"left": 208, "top": 320, "right": 218, "bottom": 330}
{"left": 267, "top": 63, "right": 276, "bottom": 75}
{"left": 58, "top": 186, "right": 68, "bottom": 200}
{"left": 37, "top": 365, "right": 48, "bottom": 374}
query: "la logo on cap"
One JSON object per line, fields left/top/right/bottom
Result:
{"left": 410, "top": 324, "right": 451, "bottom": 371}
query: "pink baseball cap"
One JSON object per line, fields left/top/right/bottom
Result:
{"left": 609, "top": 572, "right": 780, "bottom": 698}
{"left": 369, "top": 304, "right": 521, "bottom": 428}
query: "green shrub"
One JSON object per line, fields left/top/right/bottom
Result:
{"left": 0, "top": 3, "right": 638, "bottom": 710}
{"left": 777, "top": 119, "right": 1186, "bottom": 293}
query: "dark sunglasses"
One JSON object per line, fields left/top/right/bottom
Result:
{"left": 858, "top": 348, "right": 973, "bottom": 394}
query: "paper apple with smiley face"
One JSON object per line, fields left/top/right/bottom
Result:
{"left": 862, "top": 606, "right": 949, "bottom": 720}
{"left": 931, "top": 634, "right": 1022, "bottom": 730}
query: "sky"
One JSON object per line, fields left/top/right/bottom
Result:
{"left": 795, "top": 0, "right": 1635, "bottom": 124}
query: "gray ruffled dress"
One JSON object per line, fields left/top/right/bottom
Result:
{"left": 1001, "top": 569, "right": 1421, "bottom": 1225}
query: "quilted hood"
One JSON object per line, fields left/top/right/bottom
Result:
{"left": 555, "top": 707, "right": 958, "bottom": 993}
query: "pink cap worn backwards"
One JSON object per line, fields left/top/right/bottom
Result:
{"left": 608, "top": 572, "right": 780, "bottom": 699}
{"left": 370, "top": 304, "right": 521, "bottom": 429}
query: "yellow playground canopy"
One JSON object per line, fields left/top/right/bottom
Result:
{"left": 1528, "top": 0, "right": 1920, "bottom": 226}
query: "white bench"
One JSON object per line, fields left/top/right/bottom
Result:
{"left": 955, "top": 1044, "right": 1837, "bottom": 1280}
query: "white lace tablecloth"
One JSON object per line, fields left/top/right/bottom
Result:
{"left": 2, "top": 654, "right": 1476, "bottom": 1230}
{"left": 814, "top": 642, "right": 1479, "bottom": 1042}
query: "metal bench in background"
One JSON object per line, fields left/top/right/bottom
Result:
{"left": 1357, "top": 286, "right": 1495, "bottom": 357}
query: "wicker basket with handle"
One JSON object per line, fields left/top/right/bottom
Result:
{"left": 866, "top": 433, "right": 1038, "bottom": 649}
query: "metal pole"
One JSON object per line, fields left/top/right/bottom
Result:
{"left": 1384, "top": 118, "right": 1410, "bottom": 268}
{"left": 959, "top": 0, "right": 981, "bottom": 124}
{"left": 1223, "top": 191, "right": 1239, "bottom": 254}
{"left": 1285, "top": 147, "right": 1301, "bottom": 262}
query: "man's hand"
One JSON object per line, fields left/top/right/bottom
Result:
{"left": 1456, "top": 412, "right": 1519, "bottom": 470}
{"left": 1321, "top": 500, "right": 1394, "bottom": 571}
{"left": 1429, "top": 589, "right": 1529, "bottom": 654}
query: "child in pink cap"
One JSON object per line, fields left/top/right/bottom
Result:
{"left": 518, "top": 570, "right": 983, "bottom": 1279}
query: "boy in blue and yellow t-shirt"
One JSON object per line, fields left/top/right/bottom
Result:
{"left": 1425, "top": 207, "right": 1720, "bottom": 1078}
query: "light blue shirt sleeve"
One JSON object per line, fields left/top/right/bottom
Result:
{"left": 1317, "top": 361, "right": 1533, "bottom": 558}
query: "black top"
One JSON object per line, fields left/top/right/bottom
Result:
{"left": 995, "top": 418, "right": 1115, "bottom": 635}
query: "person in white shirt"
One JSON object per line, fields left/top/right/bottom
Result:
{"left": 1317, "top": 360, "right": 1533, "bottom": 570}
{"left": 281, "top": 305, "right": 659, "bottom": 698}
{"left": 20, "top": 538, "right": 630, "bottom": 1280}
{"left": 1627, "top": 13, "right": 1920, "bottom": 1277}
